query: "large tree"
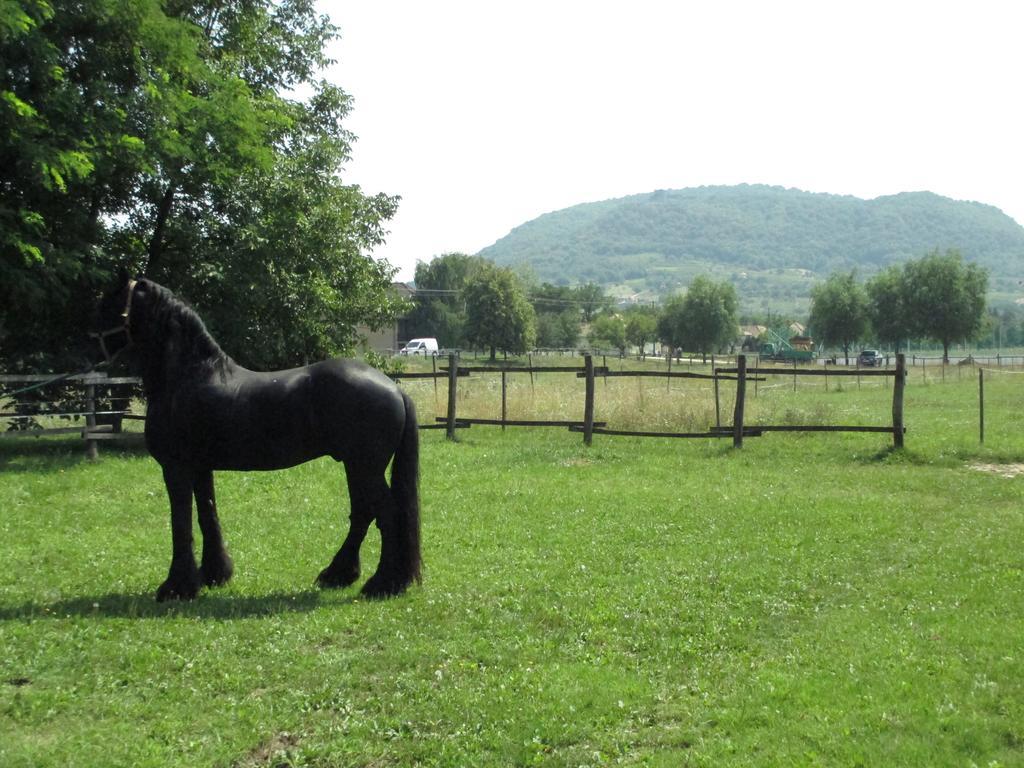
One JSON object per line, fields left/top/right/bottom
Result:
{"left": 531, "top": 282, "right": 581, "bottom": 348}
{"left": 864, "top": 249, "right": 989, "bottom": 361}
{"left": 1, "top": 0, "right": 400, "bottom": 369}
{"left": 808, "top": 271, "right": 871, "bottom": 364}
{"left": 535, "top": 310, "right": 580, "bottom": 348}
{"left": 624, "top": 306, "right": 657, "bottom": 358}
{"left": 574, "top": 281, "right": 611, "bottom": 323}
{"left": 657, "top": 276, "right": 738, "bottom": 361}
{"left": 865, "top": 265, "right": 910, "bottom": 352}
{"left": 902, "top": 249, "right": 988, "bottom": 362}
{"left": 589, "top": 313, "right": 627, "bottom": 354}
{"left": 404, "top": 253, "right": 489, "bottom": 347}
{"left": 463, "top": 264, "right": 536, "bottom": 360}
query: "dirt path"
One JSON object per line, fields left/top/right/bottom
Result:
{"left": 968, "top": 462, "right": 1024, "bottom": 478}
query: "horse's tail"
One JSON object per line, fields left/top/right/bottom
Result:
{"left": 390, "top": 390, "right": 421, "bottom": 585}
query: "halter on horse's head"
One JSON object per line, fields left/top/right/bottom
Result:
{"left": 91, "top": 279, "right": 138, "bottom": 363}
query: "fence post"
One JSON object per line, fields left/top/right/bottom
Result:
{"left": 733, "top": 354, "right": 747, "bottom": 449}
{"left": 892, "top": 353, "right": 906, "bottom": 449}
{"left": 446, "top": 353, "right": 458, "bottom": 441}
{"left": 583, "top": 354, "right": 595, "bottom": 446}
{"left": 501, "top": 368, "right": 507, "bottom": 431}
{"left": 714, "top": 366, "right": 721, "bottom": 428}
{"left": 979, "top": 368, "right": 985, "bottom": 445}
{"left": 84, "top": 378, "right": 99, "bottom": 460}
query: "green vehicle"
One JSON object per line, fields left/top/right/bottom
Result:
{"left": 759, "top": 331, "right": 816, "bottom": 362}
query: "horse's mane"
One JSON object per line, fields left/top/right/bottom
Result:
{"left": 139, "top": 280, "right": 232, "bottom": 387}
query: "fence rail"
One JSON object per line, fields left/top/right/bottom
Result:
{"left": 16, "top": 349, "right": 1005, "bottom": 456}
{"left": 0, "top": 372, "right": 144, "bottom": 458}
{"left": 415, "top": 353, "right": 909, "bottom": 448}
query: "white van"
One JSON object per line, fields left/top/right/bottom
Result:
{"left": 398, "top": 338, "right": 439, "bottom": 356}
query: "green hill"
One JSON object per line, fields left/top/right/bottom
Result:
{"left": 477, "top": 185, "right": 1024, "bottom": 313}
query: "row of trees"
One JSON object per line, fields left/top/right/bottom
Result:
{"left": 406, "top": 253, "right": 623, "bottom": 357}
{"left": 409, "top": 249, "right": 991, "bottom": 364}
{"left": 809, "top": 249, "right": 989, "bottom": 363}
{"left": 978, "top": 306, "right": 1024, "bottom": 349}
{"left": 1, "top": 0, "right": 402, "bottom": 371}
{"left": 404, "top": 253, "right": 740, "bottom": 360}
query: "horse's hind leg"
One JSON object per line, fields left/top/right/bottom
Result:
{"left": 194, "top": 469, "right": 233, "bottom": 587}
{"left": 361, "top": 471, "right": 412, "bottom": 599}
{"left": 316, "top": 467, "right": 377, "bottom": 589}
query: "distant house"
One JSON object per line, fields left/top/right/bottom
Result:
{"left": 356, "top": 282, "right": 414, "bottom": 353}
{"left": 612, "top": 288, "right": 659, "bottom": 308}
{"left": 790, "top": 335, "right": 815, "bottom": 352}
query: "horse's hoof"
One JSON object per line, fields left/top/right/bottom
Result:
{"left": 155, "top": 582, "right": 199, "bottom": 602}
{"left": 316, "top": 564, "right": 360, "bottom": 589}
{"left": 156, "top": 571, "right": 201, "bottom": 602}
{"left": 360, "top": 573, "right": 409, "bottom": 599}
{"left": 200, "top": 555, "right": 234, "bottom": 587}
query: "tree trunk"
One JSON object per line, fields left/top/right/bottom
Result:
{"left": 146, "top": 182, "right": 177, "bottom": 277}
{"left": 87, "top": 188, "right": 103, "bottom": 236}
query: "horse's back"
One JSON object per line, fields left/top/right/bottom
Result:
{"left": 148, "top": 358, "right": 407, "bottom": 471}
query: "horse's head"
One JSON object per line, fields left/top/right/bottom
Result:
{"left": 92, "top": 273, "right": 142, "bottom": 364}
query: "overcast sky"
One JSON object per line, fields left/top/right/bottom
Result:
{"left": 320, "top": 0, "right": 1024, "bottom": 281}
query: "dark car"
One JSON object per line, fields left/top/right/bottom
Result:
{"left": 857, "top": 349, "right": 883, "bottom": 367}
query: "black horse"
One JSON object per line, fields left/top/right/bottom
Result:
{"left": 93, "top": 277, "right": 420, "bottom": 601}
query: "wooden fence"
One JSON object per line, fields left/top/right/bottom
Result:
{"left": 0, "top": 372, "right": 144, "bottom": 459}
{"left": 0, "top": 353, "right": 914, "bottom": 456}
{"left": 419, "top": 353, "right": 907, "bottom": 448}
{"left": 716, "top": 354, "right": 907, "bottom": 449}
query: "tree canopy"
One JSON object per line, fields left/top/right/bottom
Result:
{"left": 865, "top": 265, "right": 909, "bottom": 352}
{"left": 404, "top": 253, "right": 489, "bottom": 347}
{"left": 589, "top": 314, "right": 627, "bottom": 354}
{"left": 657, "top": 276, "right": 739, "bottom": 360}
{"left": 624, "top": 307, "right": 657, "bottom": 357}
{"left": 808, "top": 271, "right": 870, "bottom": 364}
{"left": 463, "top": 264, "right": 536, "bottom": 360}
{"left": 1, "top": 0, "right": 401, "bottom": 370}
{"left": 901, "top": 249, "right": 988, "bottom": 362}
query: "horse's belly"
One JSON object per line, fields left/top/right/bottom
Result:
{"left": 199, "top": 417, "right": 325, "bottom": 471}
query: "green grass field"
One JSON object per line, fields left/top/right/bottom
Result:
{"left": 1, "top": 363, "right": 1022, "bottom": 766}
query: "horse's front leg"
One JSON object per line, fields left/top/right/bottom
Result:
{"left": 156, "top": 463, "right": 202, "bottom": 601}
{"left": 194, "top": 469, "right": 233, "bottom": 587}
